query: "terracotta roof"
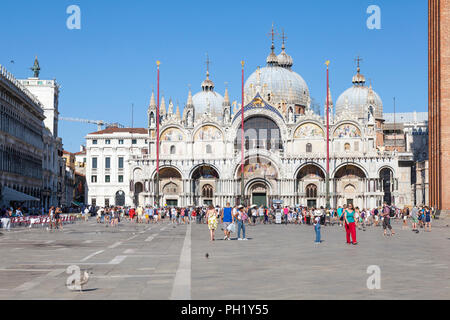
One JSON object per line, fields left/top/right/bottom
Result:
{"left": 74, "top": 150, "right": 86, "bottom": 155}
{"left": 88, "top": 127, "right": 148, "bottom": 135}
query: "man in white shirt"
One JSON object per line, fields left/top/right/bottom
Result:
{"left": 83, "top": 207, "right": 89, "bottom": 221}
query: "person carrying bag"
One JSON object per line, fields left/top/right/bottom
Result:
{"left": 344, "top": 204, "right": 358, "bottom": 245}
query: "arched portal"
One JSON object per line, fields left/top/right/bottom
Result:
{"left": 380, "top": 167, "right": 394, "bottom": 205}
{"left": 158, "top": 167, "right": 182, "bottom": 207}
{"left": 237, "top": 157, "right": 278, "bottom": 206}
{"left": 296, "top": 164, "right": 325, "bottom": 208}
{"left": 246, "top": 180, "right": 271, "bottom": 208}
{"left": 334, "top": 164, "right": 367, "bottom": 208}
{"left": 235, "top": 116, "right": 283, "bottom": 151}
{"left": 191, "top": 165, "right": 219, "bottom": 206}
{"left": 115, "top": 190, "right": 125, "bottom": 206}
{"left": 134, "top": 182, "right": 143, "bottom": 207}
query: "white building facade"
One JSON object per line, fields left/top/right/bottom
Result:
{"left": 85, "top": 128, "right": 148, "bottom": 207}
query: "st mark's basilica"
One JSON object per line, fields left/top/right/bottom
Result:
{"left": 86, "top": 33, "right": 424, "bottom": 210}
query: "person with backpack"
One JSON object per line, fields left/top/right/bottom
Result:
{"left": 382, "top": 203, "right": 395, "bottom": 236}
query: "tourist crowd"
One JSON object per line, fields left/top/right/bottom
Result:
{"left": 1, "top": 202, "right": 435, "bottom": 245}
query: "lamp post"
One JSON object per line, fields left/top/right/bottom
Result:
{"left": 155, "top": 60, "right": 160, "bottom": 209}
{"left": 325, "top": 60, "right": 331, "bottom": 210}
{"left": 241, "top": 60, "right": 245, "bottom": 206}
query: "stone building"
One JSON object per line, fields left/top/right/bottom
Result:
{"left": 18, "top": 58, "right": 64, "bottom": 208}
{"left": 0, "top": 65, "right": 43, "bottom": 207}
{"left": 86, "top": 36, "right": 428, "bottom": 209}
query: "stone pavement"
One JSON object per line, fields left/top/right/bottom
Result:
{"left": 0, "top": 219, "right": 449, "bottom": 299}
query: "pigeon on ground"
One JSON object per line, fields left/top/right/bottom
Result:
{"left": 205, "top": 253, "right": 209, "bottom": 259}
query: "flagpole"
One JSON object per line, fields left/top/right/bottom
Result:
{"left": 241, "top": 60, "right": 245, "bottom": 206}
{"left": 325, "top": 60, "right": 331, "bottom": 210}
{"left": 156, "top": 60, "right": 161, "bottom": 208}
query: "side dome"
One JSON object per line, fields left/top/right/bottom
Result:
{"left": 192, "top": 55, "right": 224, "bottom": 120}
{"left": 335, "top": 65, "right": 383, "bottom": 119}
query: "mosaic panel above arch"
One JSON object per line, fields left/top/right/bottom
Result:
{"left": 194, "top": 125, "right": 223, "bottom": 141}
{"left": 333, "top": 123, "right": 361, "bottom": 138}
{"left": 294, "top": 123, "right": 325, "bottom": 139}
{"left": 237, "top": 157, "right": 278, "bottom": 180}
{"left": 161, "top": 128, "right": 185, "bottom": 141}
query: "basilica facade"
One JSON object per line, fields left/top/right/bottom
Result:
{"left": 86, "top": 39, "right": 422, "bottom": 210}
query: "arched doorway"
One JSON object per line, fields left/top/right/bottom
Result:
{"left": 237, "top": 157, "right": 278, "bottom": 206}
{"left": 296, "top": 164, "right": 325, "bottom": 208}
{"left": 380, "top": 168, "right": 394, "bottom": 205}
{"left": 158, "top": 167, "right": 182, "bottom": 207}
{"left": 115, "top": 190, "right": 125, "bottom": 206}
{"left": 134, "top": 182, "right": 143, "bottom": 207}
{"left": 334, "top": 165, "right": 367, "bottom": 208}
{"left": 305, "top": 184, "right": 318, "bottom": 208}
{"left": 247, "top": 180, "right": 271, "bottom": 207}
{"left": 191, "top": 165, "right": 219, "bottom": 206}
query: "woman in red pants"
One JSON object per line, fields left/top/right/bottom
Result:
{"left": 344, "top": 203, "right": 358, "bottom": 245}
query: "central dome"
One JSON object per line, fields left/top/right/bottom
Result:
{"left": 192, "top": 90, "right": 224, "bottom": 120}
{"left": 244, "top": 38, "right": 309, "bottom": 108}
{"left": 245, "top": 66, "right": 310, "bottom": 107}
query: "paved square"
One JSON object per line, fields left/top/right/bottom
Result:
{"left": 0, "top": 219, "right": 449, "bottom": 299}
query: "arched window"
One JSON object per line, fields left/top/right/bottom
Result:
{"left": 206, "top": 144, "right": 212, "bottom": 154}
{"left": 202, "top": 184, "right": 213, "bottom": 198}
{"left": 170, "top": 145, "right": 176, "bottom": 154}
{"left": 306, "top": 184, "right": 317, "bottom": 198}
{"left": 306, "top": 143, "right": 312, "bottom": 153}
{"left": 236, "top": 116, "right": 283, "bottom": 151}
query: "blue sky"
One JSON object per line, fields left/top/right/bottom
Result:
{"left": 0, "top": 0, "right": 427, "bottom": 152}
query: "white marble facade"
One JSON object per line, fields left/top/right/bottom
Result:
{"left": 86, "top": 43, "right": 422, "bottom": 209}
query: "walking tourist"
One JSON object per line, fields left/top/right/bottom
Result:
{"left": 206, "top": 204, "right": 218, "bottom": 241}
{"left": 381, "top": 203, "right": 395, "bottom": 236}
{"left": 425, "top": 206, "right": 432, "bottom": 232}
{"left": 283, "top": 206, "right": 289, "bottom": 225}
{"left": 402, "top": 208, "right": 409, "bottom": 229}
{"left": 337, "top": 205, "right": 344, "bottom": 227}
{"left": 410, "top": 205, "right": 419, "bottom": 233}
{"left": 344, "top": 204, "right": 358, "bottom": 245}
{"left": 1, "top": 209, "right": 11, "bottom": 231}
{"left": 221, "top": 202, "right": 234, "bottom": 240}
{"left": 258, "top": 206, "right": 264, "bottom": 224}
{"left": 48, "top": 206, "right": 55, "bottom": 230}
{"left": 314, "top": 215, "right": 321, "bottom": 244}
{"left": 83, "top": 207, "right": 89, "bottom": 221}
{"left": 236, "top": 205, "right": 248, "bottom": 240}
